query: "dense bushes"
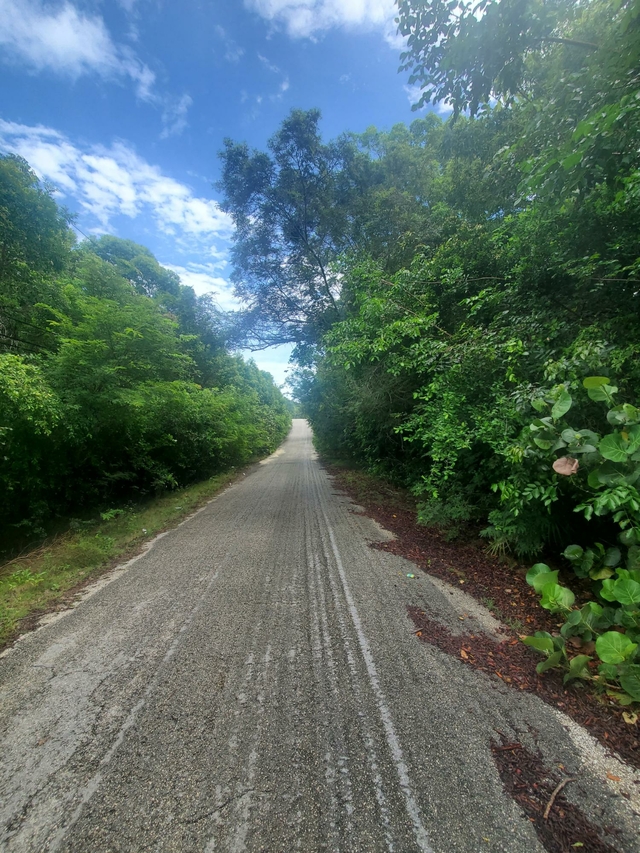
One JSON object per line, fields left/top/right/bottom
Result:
{"left": 0, "top": 154, "right": 290, "bottom": 540}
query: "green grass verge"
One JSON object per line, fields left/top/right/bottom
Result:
{"left": 0, "top": 469, "right": 240, "bottom": 650}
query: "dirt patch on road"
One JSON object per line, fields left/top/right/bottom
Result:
{"left": 491, "top": 734, "right": 621, "bottom": 853}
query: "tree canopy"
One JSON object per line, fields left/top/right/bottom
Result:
{"left": 0, "top": 154, "right": 291, "bottom": 542}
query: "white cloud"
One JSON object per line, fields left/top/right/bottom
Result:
{"left": 258, "top": 53, "right": 281, "bottom": 74}
{"left": 0, "top": 120, "right": 232, "bottom": 252}
{"left": 404, "top": 84, "right": 453, "bottom": 116}
{"left": 162, "top": 263, "right": 240, "bottom": 311}
{"left": 0, "top": 0, "right": 156, "bottom": 100}
{"left": 245, "top": 0, "right": 403, "bottom": 47}
{"left": 242, "top": 344, "right": 295, "bottom": 388}
{"left": 160, "top": 93, "right": 193, "bottom": 139}
{"left": 214, "top": 25, "right": 245, "bottom": 63}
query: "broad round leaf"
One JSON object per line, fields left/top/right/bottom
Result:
{"left": 596, "top": 632, "right": 638, "bottom": 665}
{"left": 536, "top": 650, "right": 563, "bottom": 674}
{"left": 583, "top": 376, "right": 610, "bottom": 389}
{"left": 627, "top": 424, "right": 640, "bottom": 454}
{"left": 526, "top": 563, "right": 551, "bottom": 584}
{"left": 627, "top": 545, "right": 640, "bottom": 570}
{"left": 522, "top": 634, "right": 555, "bottom": 654}
{"left": 613, "top": 578, "right": 640, "bottom": 605}
{"left": 563, "top": 544, "right": 583, "bottom": 561}
{"left": 540, "top": 583, "right": 575, "bottom": 612}
{"left": 604, "top": 547, "right": 622, "bottom": 568}
{"left": 588, "top": 385, "right": 618, "bottom": 402}
{"left": 589, "top": 566, "right": 615, "bottom": 581}
{"left": 600, "top": 579, "right": 618, "bottom": 602}
{"left": 551, "top": 391, "right": 572, "bottom": 420}
{"left": 526, "top": 564, "right": 558, "bottom": 592}
{"left": 564, "top": 654, "right": 592, "bottom": 683}
{"left": 599, "top": 433, "right": 629, "bottom": 463}
{"left": 619, "top": 664, "right": 640, "bottom": 700}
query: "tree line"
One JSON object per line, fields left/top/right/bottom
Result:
{"left": 217, "top": 0, "right": 640, "bottom": 699}
{"left": 0, "top": 154, "right": 291, "bottom": 544}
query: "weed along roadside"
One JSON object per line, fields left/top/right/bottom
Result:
{"left": 324, "top": 462, "right": 640, "bottom": 771}
{"left": 0, "top": 464, "right": 257, "bottom": 651}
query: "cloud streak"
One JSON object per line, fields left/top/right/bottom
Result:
{"left": 245, "top": 0, "right": 402, "bottom": 47}
{"left": 162, "top": 263, "right": 240, "bottom": 311}
{"left": 0, "top": 120, "right": 232, "bottom": 254}
{"left": 0, "top": 0, "right": 156, "bottom": 99}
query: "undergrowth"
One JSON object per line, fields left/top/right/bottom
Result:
{"left": 0, "top": 468, "right": 240, "bottom": 649}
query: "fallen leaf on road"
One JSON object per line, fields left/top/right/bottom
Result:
{"left": 606, "top": 773, "right": 621, "bottom": 782}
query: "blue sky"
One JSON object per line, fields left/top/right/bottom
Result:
{"left": 0, "top": 0, "right": 445, "bottom": 386}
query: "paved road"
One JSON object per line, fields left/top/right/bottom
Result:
{"left": 1, "top": 421, "right": 638, "bottom": 852}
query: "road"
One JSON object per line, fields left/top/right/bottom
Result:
{"left": 1, "top": 420, "right": 638, "bottom": 852}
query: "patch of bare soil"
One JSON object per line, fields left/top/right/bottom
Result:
{"left": 325, "top": 465, "right": 640, "bottom": 770}
{"left": 491, "top": 733, "right": 621, "bottom": 853}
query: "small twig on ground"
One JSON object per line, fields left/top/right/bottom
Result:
{"left": 543, "top": 777, "right": 576, "bottom": 820}
{"left": 493, "top": 743, "right": 523, "bottom": 752}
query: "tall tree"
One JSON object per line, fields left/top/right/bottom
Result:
{"left": 217, "top": 109, "right": 351, "bottom": 347}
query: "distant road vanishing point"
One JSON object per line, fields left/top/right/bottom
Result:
{"left": 1, "top": 420, "right": 638, "bottom": 852}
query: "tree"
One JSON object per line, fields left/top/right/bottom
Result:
{"left": 0, "top": 154, "right": 75, "bottom": 354}
{"left": 217, "top": 109, "right": 351, "bottom": 348}
{"left": 395, "top": 0, "right": 634, "bottom": 117}
{"left": 88, "top": 236, "right": 180, "bottom": 298}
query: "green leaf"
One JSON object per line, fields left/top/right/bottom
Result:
{"left": 522, "top": 633, "right": 555, "bottom": 654}
{"left": 563, "top": 544, "right": 583, "bottom": 562}
{"left": 590, "top": 566, "right": 615, "bottom": 581}
{"left": 613, "top": 578, "right": 640, "bottom": 605}
{"left": 583, "top": 376, "right": 610, "bottom": 389}
{"left": 540, "top": 583, "right": 575, "bottom": 612}
{"left": 588, "top": 384, "right": 618, "bottom": 403}
{"left": 627, "top": 424, "right": 640, "bottom": 454}
{"left": 604, "top": 547, "right": 622, "bottom": 568}
{"left": 627, "top": 545, "right": 640, "bottom": 571}
{"left": 526, "top": 563, "right": 551, "bottom": 585}
{"left": 534, "top": 437, "right": 554, "bottom": 450}
{"left": 600, "top": 579, "right": 618, "bottom": 602}
{"left": 619, "top": 664, "right": 640, "bottom": 700}
{"left": 620, "top": 528, "right": 640, "bottom": 547}
{"left": 536, "top": 650, "right": 563, "bottom": 674}
{"left": 596, "top": 632, "right": 638, "bottom": 665}
{"left": 598, "top": 662, "right": 618, "bottom": 680}
{"left": 561, "top": 151, "right": 583, "bottom": 170}
{"left": 526, "top": 564, "right": 559, "bottom": 592}
{"left": 564, "top": 654, "right": 592, "bottom": 683}
{"left": 581, "top": 601, "right": 603, "bottom": 628}
{"left": 590, "top": 461, "right": 627, "bottom": 487}
{"left": 599, "top": 433, "right": 629, "bottom": 463}
{"left": 552, "top": 391, "right": 572, "bottom": 420}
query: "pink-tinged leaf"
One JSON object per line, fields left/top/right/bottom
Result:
{"left": 553, "top": 456, "right": 579, "bottom": 476}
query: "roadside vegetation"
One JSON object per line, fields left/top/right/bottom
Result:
{"left": 216, "top": 0, "right": 640, "bottom": 705}
{"left": 0, "top": 469, "right": 244, "bottom": 648}
{"left": 2, "top": 0, "right": 638, "bottom": 703}
{"left": 0, "top": 152, "right": 291, "bottom": 640}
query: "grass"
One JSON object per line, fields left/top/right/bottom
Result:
{"left": 0, "top": 468, "right": 241, "bottom": 650}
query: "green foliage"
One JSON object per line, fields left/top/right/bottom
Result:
{"left": 0, "top": 154, "right": 291, "bottom": 545}
{"left": 523, "top": 553, "right": 640, "bottom": 701}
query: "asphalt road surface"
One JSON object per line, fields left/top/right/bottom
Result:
{"left": 1, "top": 420, "right": 639, "bottom": 852}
